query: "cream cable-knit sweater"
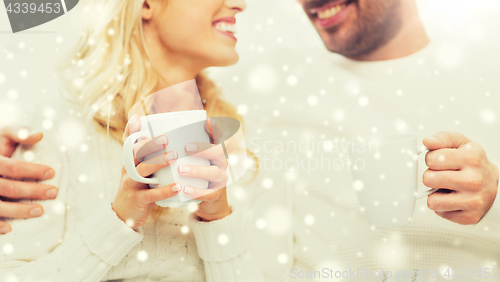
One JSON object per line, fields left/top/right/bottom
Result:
{"left": 0, "top": 99, "right": 264, "bottom": 282}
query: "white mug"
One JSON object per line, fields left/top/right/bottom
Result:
{"left": 349, "top": 133, "right": 438, "bottom": 228}
{"left": 123, "top": 110, "right": 211, "bottom": 208}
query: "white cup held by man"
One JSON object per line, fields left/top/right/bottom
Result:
{"left": 350, "top": 133, "right": 438, "bottom": 228}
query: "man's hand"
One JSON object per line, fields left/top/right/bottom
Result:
{"left": 423, "top": 131, "right": 499, "bottom": 225}
{"left": 0, "top": 125, "right": 58, "bottom": 234}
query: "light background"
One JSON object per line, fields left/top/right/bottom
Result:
{"left": 1, "top": 0, "right": 500, "bottom": 127}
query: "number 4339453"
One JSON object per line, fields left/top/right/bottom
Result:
{"left": 6, "top": 3, "right": 62, "bottom": 14}
{"left": 443, "top": 268, "right": 498, "bottom": 279}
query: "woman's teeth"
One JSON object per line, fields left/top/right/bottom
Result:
{"left": 214, "top": 22, "right": 236, "bottom": 34}
{"left": 317, "top": 4, "right": 347, "bottom": 20}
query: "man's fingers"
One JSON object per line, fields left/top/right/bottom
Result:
{"left": 423, "top": 168, "right": 488, "bottom": 192}
{"left": 427, "top": 191, "right": 468, "bottom": 212}
{"left": 425, "top": 148, "right": 464, "bottom": 170}
{"left": 1, "top": 125, "right": 43, "bottom": 145}
{"left": 0, "top": 156, "right": 55, "bottom": 180}
{"left": 140, "top": 183, "right": 181, "bottom": 204}
{"left": 0, "top": 178, "right": 58, "bottom": 200}
{"left": 134, "top": 136, "right": 168, "bottom": 161}
{"left": 0, "top": 221, "right": 11, "bottom": 234}
{"left": 178, "top": 164, "right": 228, "bottom": 184}
{"left": 122, "top": 114, "right": 141, "bottom": 142}
{"left": 0, "top": 201, "right": 44, "bottom": 219}
{"left": 0, "top": 125, "right": 43, "bottom": 157}
{"left": 136, "top": 151, "right": 177, "bottom": 177}
{"left": 434, "top": 210, "right": 479, "bottom": 225}
{"left": 423, "top": 131, "right": 471, "bottom": 151}
{"left": 422, "top": 169, "right": 464, "bottom": 191}
{"left": 183, "top": 186, "right": 221, "bottom": 203}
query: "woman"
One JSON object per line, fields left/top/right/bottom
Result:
{"left": 0, "top": 0, "right": 263, "bottom": 281}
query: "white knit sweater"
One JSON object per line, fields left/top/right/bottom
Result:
{"left": 0, "top": 99, "right": 264, "bottom": 282}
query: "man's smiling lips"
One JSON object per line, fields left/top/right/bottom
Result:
{"left": 308, "top": 0, "right": 353, "bottom": 28}
{"left": 213, "top": 17, "right": 237, "bottom": 41}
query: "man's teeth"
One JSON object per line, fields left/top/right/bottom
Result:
{"left": 214, "top": 22, "right": 236, "bottom": 34}
{"left": 317, "top": 4, "right": 347, "bottom": 20}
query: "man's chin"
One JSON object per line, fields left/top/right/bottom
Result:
{"left": 318, "top": 36, "right": 344, "bottom": 55}
{"left": 317, "top": 28, "right": 357, "bottom": 56}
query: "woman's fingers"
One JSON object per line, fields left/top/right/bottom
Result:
{"left": 185, "top": 142, "right": 227, "bottom": 168}
{"left": 204, "top": 118, "right": 223, "bottom": 144}
{"left": 178, "top": 164, "right": 228, "bottom": 185}
{"left": 183, "top": 186, "right": 222, "bottom": 203}
{"left": 124, "top": 114, "right": 168, "bottom": 165}
{"left": 122, "top": 114, "right": 141, "bottom": 142}
{"left": 136, "top": 151, "right": 178, "bottom": 177}
{"left": 133, "top": 135, "right": 168, "bottom": 162}
{"left": 140, "top": 183, "right": 182, "bottom": 204}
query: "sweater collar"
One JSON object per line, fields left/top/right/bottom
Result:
{"left": 325, "top": 40, "right": 437, "bottom": 80}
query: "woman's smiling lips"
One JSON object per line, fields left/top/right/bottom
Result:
{"left": 213, "top": 17, "right": 237, "bottom": 41}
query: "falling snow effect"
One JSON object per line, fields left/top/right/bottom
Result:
{"left": 180, "top": 226, "right": 190, "bottom": 234}
{"left": 277, "top": 253, "right": 289, "bottom": 265}
{"left": 0, "top": 2, "right": 498, "bottom": 280}
{"left": 218, "top": 234, "right": 229, "bottom": 246}
{"left": 3, "top": 244, "right": 14, "bottom": 255}
{"left": 7, "top": 89, "right": 18, "bottom": 100}
{"left": 237, "top": 104, "right": 249, "bottom": 115}
{"left": 307, "top": 95, "right": 318, "bottom": 106}
{"left": 255, "top": 219, "right": 267, "bottom": 230}
{"left": 480, "top": 109, "right": 496, "bottom": 124}
{"left": 303, "top": 214, "right": 315, "bottom": 226}
{"left": 137, "top": 250, "right": 148, "bottom": 262}
{"left": 247, "top": 65, "right": 277, "bottom": 92}
{"left": 353, "top": 180, "right": 364, "bottom": 191}
{"left": 287, "top": 75, "right": 298, "bottom": 86}
{"left": 262, "top": 178, "right": 273, "bottom": 189}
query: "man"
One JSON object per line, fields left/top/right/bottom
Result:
{"left": 215, "top": 0, "right": 500, "bottom": 280}
{"left": 297, "top": 0, "right": 499, "bottom": 226}
{"left": 0, "top": 126, "right": 57, "bottom": 234}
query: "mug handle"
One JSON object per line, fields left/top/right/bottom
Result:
{"left": 414, "top": 149, "right": 439, "bottom": 199}
{"left": 123, "top": 131, "right": 160, "bottom": 185}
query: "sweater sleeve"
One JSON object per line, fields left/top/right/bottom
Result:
{"left": 0, "top": 102, "right": 143, "bottom": 281}
{"left": 188, "top": 204, "right": 265, "bottom": 282}
{"left": 0, "top": 202, "right": 143, "bottom": 282}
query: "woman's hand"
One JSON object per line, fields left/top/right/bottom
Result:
{"left": 179, "top": 119, "right": 231, "bottom": 222}
{"left": 112, "top": 115, "right": 180, "bottom": 229}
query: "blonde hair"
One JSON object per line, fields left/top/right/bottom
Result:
{"left": 59, "top": 0, "right": 242, "bottom": 143}
{"left": 59, "top": 0, "right": 258, "bottom": 217}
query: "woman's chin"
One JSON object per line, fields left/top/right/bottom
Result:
{"left": 211, "top": 52, "right": 239, "bottom": 67}
{"left": 224, "top": 53, "right": 240, "bottom": 66}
